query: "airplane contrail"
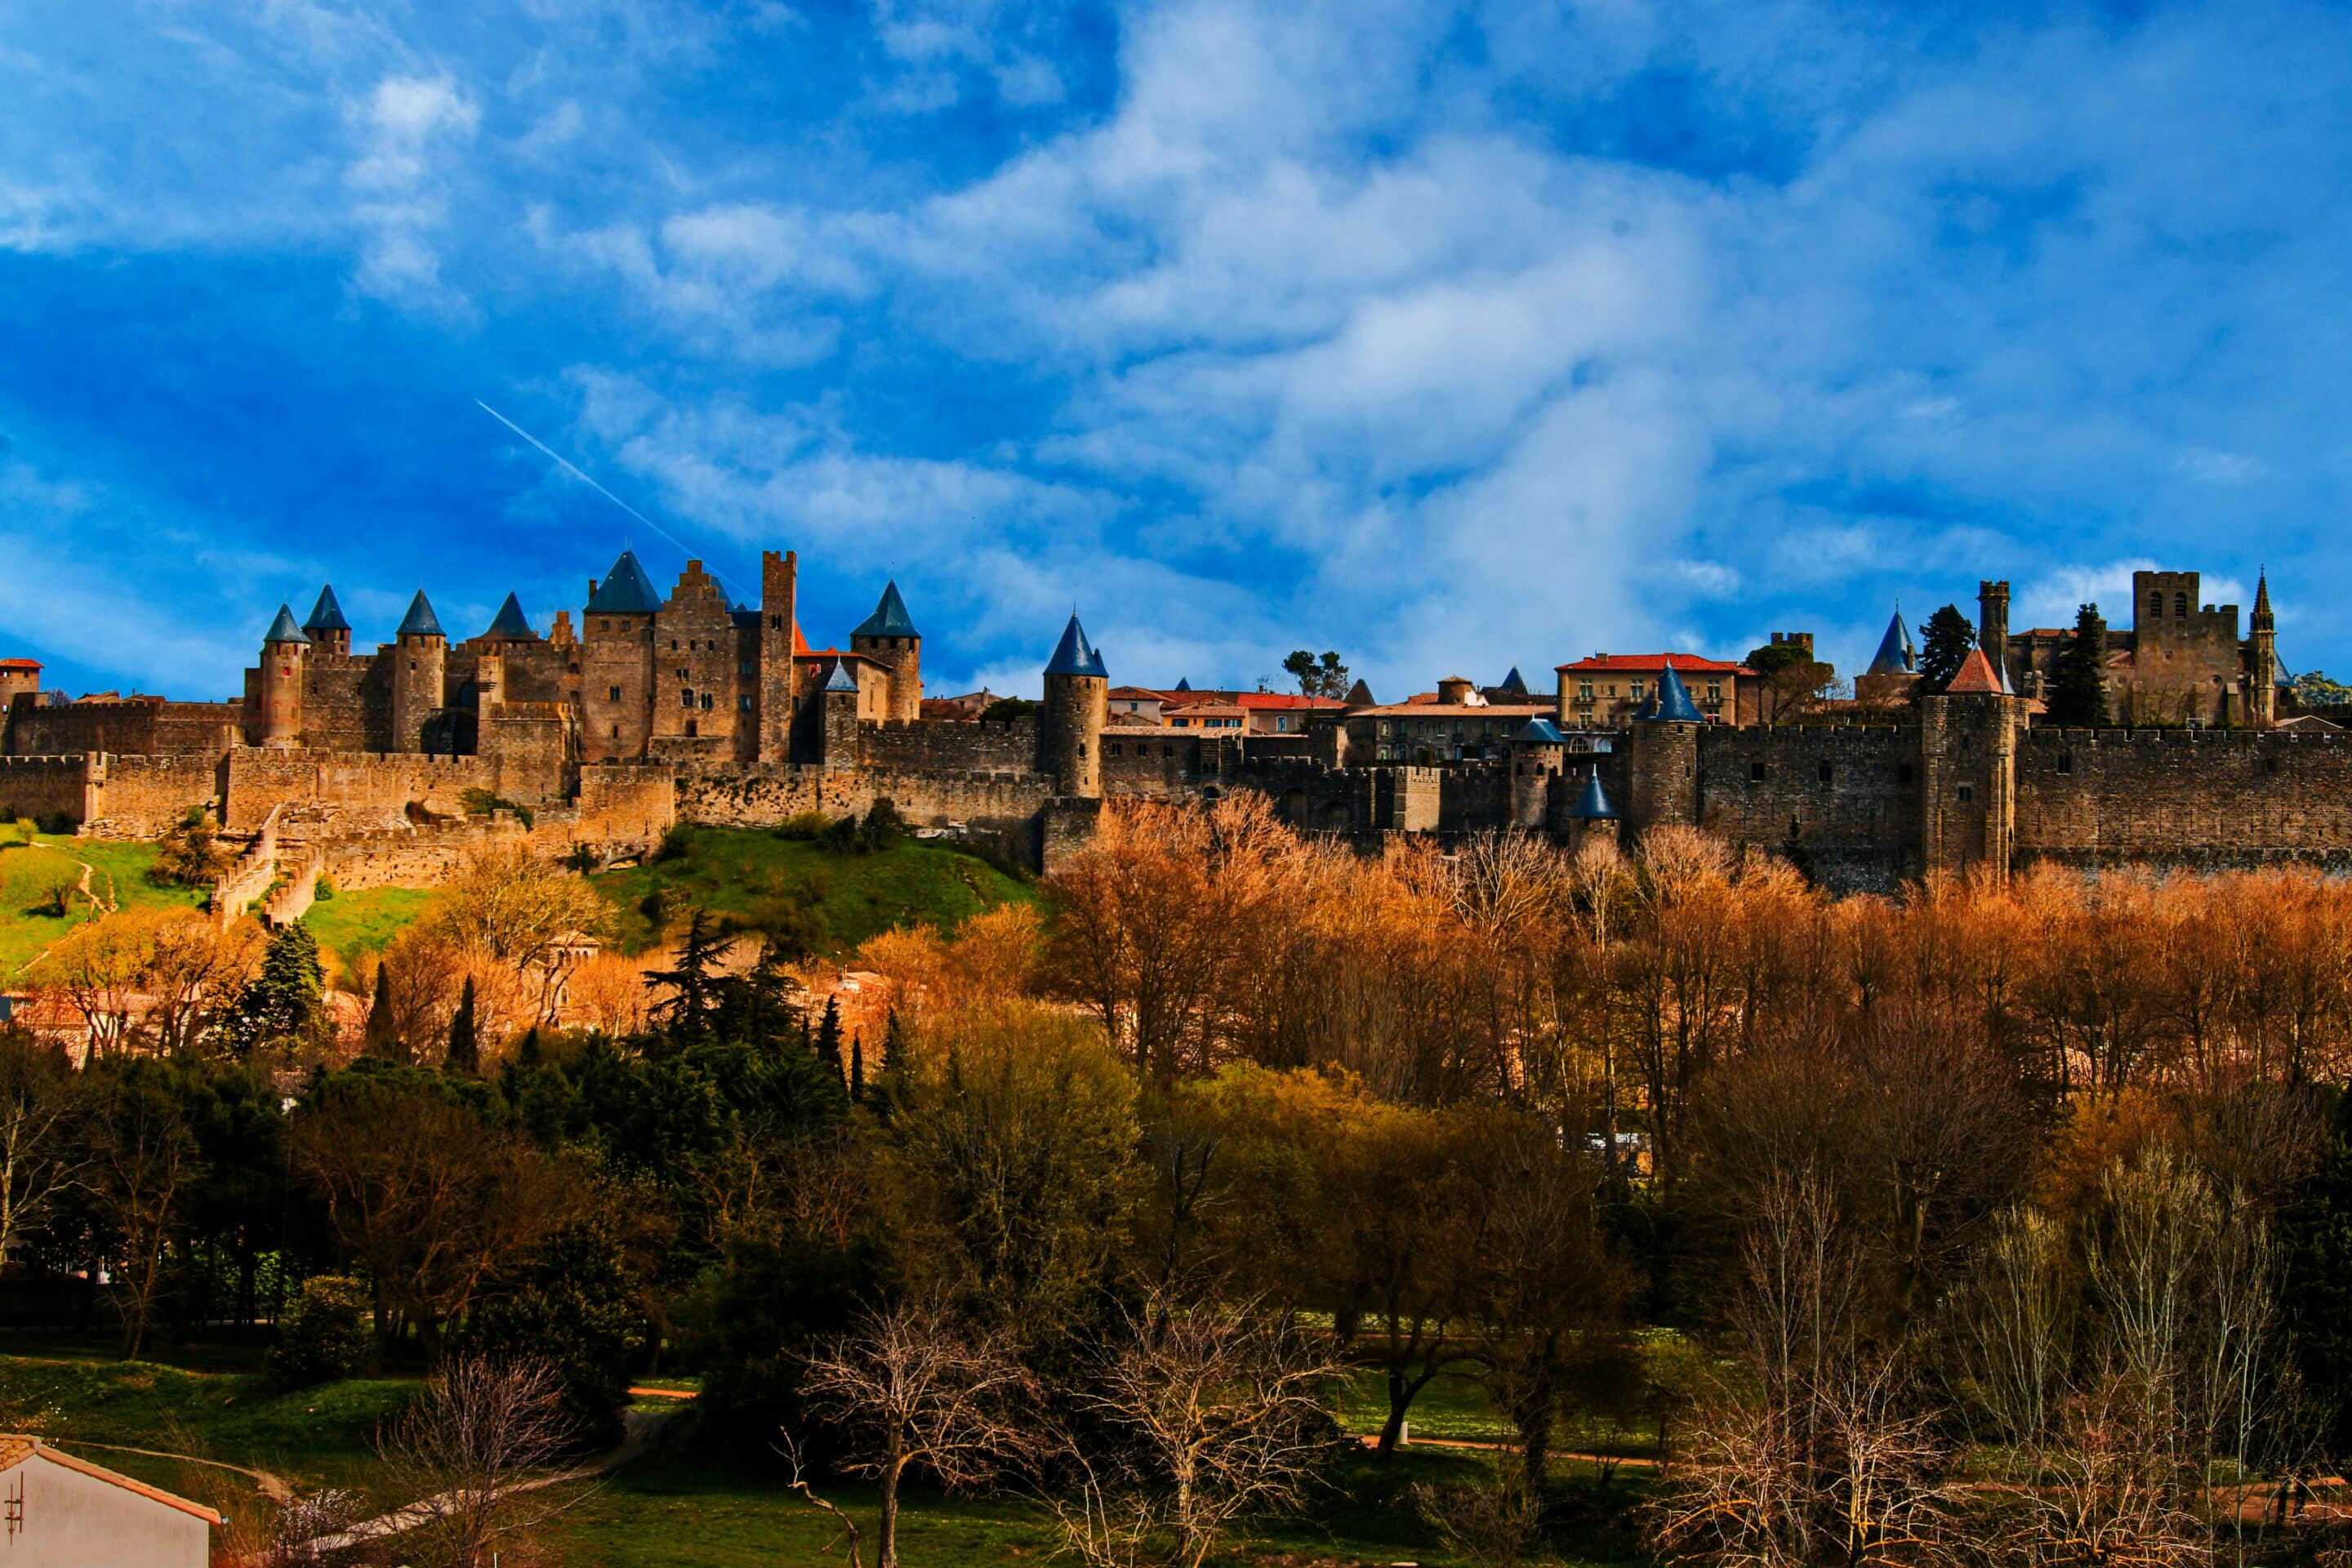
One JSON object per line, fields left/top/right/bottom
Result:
{"left": 474, "top": 400, "right": 755, "bottom": 599}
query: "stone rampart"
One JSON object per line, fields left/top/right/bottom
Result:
{"left": 84, "top": 753, "right": 224, "bottom": 840}
{"left": 0, "top": 756, "right": 91, "bottom": 827}
{"left": 677, "top": 763, "right": 1055, "bottom": 831}
{"left": 2016, "top": 727, "right": 2352, "bottom": 871}
{"left": 222, "top": 748, "right": 502, "bottom": 834}
{"left": 858, "top": 715, "right": 1041, "bottom": 773}
{"left": 1699, "top": 724, "right": 1923, "bottom": 890}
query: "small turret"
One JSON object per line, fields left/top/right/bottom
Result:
{"left": 1623, "top": 661, "right": 1700, "bottom": 835}
{"left": 391, "top": 590, "right": 448, "bottom": 754}
{"left": 1977, "top": 580, "right": 2013, "bottom": 694}
{"left": 850, "top": 580, "right": 923, "bottom": 724}
{"left": 258, "top": 604, "right": 310, "bottom": 747}
{"left": 483, "top": 593, "right": 537, "bottom": 643}
{"left": 303, "top": 585, "right": 352, "bottom": 657}
{"left": 1042, "top": 613, "right": 1109, "bottom": 798}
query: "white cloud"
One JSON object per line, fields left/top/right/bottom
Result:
{"left": 345, "top": 74, "right": 479, "bottom": 307}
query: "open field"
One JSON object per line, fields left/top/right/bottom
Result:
{"left": 0, "top": 830, "right": 205, "bottom": 981}
{"left": 590, "top": 826, "right": 1036, "bottom": 956}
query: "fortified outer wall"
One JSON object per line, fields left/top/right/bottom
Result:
{"left": 858, "top": 715, "right": 1040, "bottom": 773}
{"left": 1104, "top": 732, "right": 1220, "bottom": 798}
{"left": 2016, "top": 728, "right": 2352, "bottom": 871}
{"left": 6, "top": 698, "right": 243, "bottom": 760}
{"left": 676, "top": 764, "right": 1055, "bottom": 831}
{"left": 86, "top": 754, "right": 225, "bottom": 839}
{"left": 1699, "top": 725, "right": 1924, "bottom": 890}
{"left": 222, "top": 749, "right": 503, "bottom": 834}
{"left": 0, "top": 756, "right": 93, "bottom": 826}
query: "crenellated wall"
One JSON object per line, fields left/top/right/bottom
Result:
{"left": 2016, "top": 727, "right": 2352, "bottom": 871}
{"left": 0, "top": 756, "right": 95, "bottom": 826}
{"left": 1698, "top": 724, "right": 1924, "bottom": 889}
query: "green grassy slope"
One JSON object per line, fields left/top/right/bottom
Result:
{"left": 299, "top": 884, "right": 442, "bottom": 978}
{"left": 590, "top": 826, "right": 1036, "bottom": 956}
{"left": 0, "top": 831, "right": 206, "bottom": 982}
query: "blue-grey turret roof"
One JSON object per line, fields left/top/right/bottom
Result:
{"left": 587, "top": 550, "right": 663, "bottom": 615}
{"left": 1646, "top": 662, "right": 1704, "bottom": 723}
{"left": 1865, "top": 609, "right": 1917, "bottom": 676}
{"left": 1499, "top": 666, "right": 1529, "bottom": 695}
{"left": 824, "top": 658, "right": 861, "bottom": 694}
{"left": 264, "top": 604, "right": 311, "bottom": 645}
{"left": 1174, "top": 676, "right": 1192, "bottom": 692}
{"left": 1045, "top": 614, "right": 1109, "bottom": 679}
{"left": 1518, "top": 718, "right": 1566, "bottom": 744}
{"left": 853, "top": 581, "right": 920, "bottom": 639}
{"left": 303, "top": 585, "right": 350, "bottom": 635}
{"left": 397, "top": 590, "right": 446, "bottom": 639}
{"left": 485, "top": 593, "right": 537, "bottom": 640}
{"left": 1570, "top": 769, "right": 1620, "bottom": 820}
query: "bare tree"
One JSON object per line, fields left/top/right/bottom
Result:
{"left": 376, "top": 1356, "right": 581, "bottom": 1568}
{"left": 1055, "top": 1290, "right": 1340, "bottom": 1568}
{"left": 0, "top": 1031, "right": 82, "bottom": 1267}
{"left": 797, "top": 1295, "right": 1042, "bottom": 1568}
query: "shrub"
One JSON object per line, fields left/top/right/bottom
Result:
{"left": 35, "top": 813, "right": 73, "bottom": 835}
{"left": 270, "top": 1275, "right": 373, "bottom": 1387}
{"left": 312, "top": 873, "right": 336, "bottom": 902}
{"left": 653, "top": 822, "right": 693, "bottom": 863}
{"left": 150, "top": 808, "right": 235, "bottom": 889}
{"left": 775, "top": 810, "right": 834, "bottom": 842}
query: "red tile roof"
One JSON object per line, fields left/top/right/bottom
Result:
{"left": 0, "top": 659, "right": 39, "bottom": 672}
{"left": 1944, "top": 646, "right": 2005, "bottom": 694}
{"left": 1235, "top": 693, "right": 1345, "bottom": 710}
{"left": 1555, "top": 653, "right": 1752, "bottom": 675}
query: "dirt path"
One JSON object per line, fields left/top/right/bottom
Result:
{"left": 297, "top": 1400, "right": 688, "bottom": 1555}
{"left": 47, "top": 1438, "right": 292, "bottom": 1503}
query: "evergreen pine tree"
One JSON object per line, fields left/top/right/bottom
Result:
{"left": 646, "top": 908, "right": 728, "bottom": 1046}
{"left": 2046, "top": 602, "right": 2109, "bottom": 726}
{"left": 230, "top": 923, "right": 325, "bottom": 1054}
{"left": 362, "top": 961, "right": 402, "bottom": 1062}
{"left": 849, "top": 1033, "right": 865, "bottom": 1102}
{"left": 515, "top": 1026, "right": 544, "bottom": 1067}
{"left": 736, "top": 938, "right": 803, "bottom": 1050}
{"left": 1917, "top": 604, "right": 1979, "bottom": 694}
{"left": 814, "top": 996, "right": 844, "bottom": 1081}
{"left": 445, "top": 976, "right": 479, "bottom": 1076}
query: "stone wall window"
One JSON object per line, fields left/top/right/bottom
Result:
{"left": 2057, "top": 752, "right": 2073, "bottom": 775}
{"left": 1818, "top": 762, "right": 1833, "bottom": 784}
{"left": 2175, "top": 592, "right": 2189, "bottom": 617}
{"left": 1749, "top": 761, "right": 1766, "bottom": 782}
{"left": 608, "top": 686, "right": 621, "bottom": 702}
{"left": 681, "top": 690, "right": 695, "bottom": 708}
{"left": 1958, "top": 784, "right": 1975, "bottom": 803}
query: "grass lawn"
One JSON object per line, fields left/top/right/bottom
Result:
{"left": 591, "top": 826, "right": 1036, "bottom": 957}
{"left": 0, "top": 1339, "right": 417, "bottom": 1536}
{"left": 300, "top": 884, "right": 442, "bottom": 978}
{"left": 0, "top": 831, "right": 207, "bottom": 982}
{"left": 542, "top": 1439, "right": 1575, "bottom": 1568}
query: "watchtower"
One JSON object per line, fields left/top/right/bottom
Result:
{"left": 1042, "top": 613, "right": 1108, "bottom": 799}
{"left": 302, "top": 586, "right": 352, "bottom": 657}
{"left": 1621, "top": 662, "right": 1701, "bottom": 838}
{"left": 258, "top": 604, "right": 310, "bottom": 748}
{"left": 850, "top": 581, "right": 923, "bottom": 724}
{"left": 390, "top": 590, "right": 447, "bottom": 754}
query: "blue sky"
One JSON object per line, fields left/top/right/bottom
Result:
{"left": 4, "top": 0, "right": 2349, "bottom": 702}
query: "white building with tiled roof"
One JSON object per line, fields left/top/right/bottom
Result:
{"left": 0, "top": 1435, "right": 220, "bottom": 1566}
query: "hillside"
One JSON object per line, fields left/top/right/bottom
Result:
{"left": 590, "top": 826, "right": 1036, "bottom": 956}
{"left": 0, "top": 828, "right": 206, "bottom": 982}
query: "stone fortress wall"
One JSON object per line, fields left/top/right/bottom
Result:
{"left": 7, "top": 551, "right": 2350, "bottom": 898}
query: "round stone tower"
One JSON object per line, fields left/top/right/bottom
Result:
{"left": 258, "top": 604, "right": 310, "bottom": 748}
{"left": 1621, "top": 660, "right": 1702, "bottom": 837}
{"left": 849, "top": 580, "right": 923, "bottom": 724}
{"left": 390, "top": 590, "right": 448, "bottom": 755}
{"left": 1041, "top": 612, "right": 1108, "bottom": 799}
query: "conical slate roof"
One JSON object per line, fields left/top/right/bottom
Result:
{"left": 1174, "top": 676, "right": 1192, "bottom": 692}
{"left": 396, "top": 590, "right": 446, "bottom": 639}
{"left": 303, "top": 585, "right": 351, "bottom": 635}
{"left": 1865, "top": 609, "right": 1916, "bottom": 676}
{"left": 1343, "top": 678, "right": 1376, "bottom": 706}
{"left": 264, "top": 604, "right": 311, "bottom": 645}
{"left": 1499, "top": 666, "right": 1529, "bottom": 695}
{"left": 586, "top": 550, "right": 662, "bottom": 614}
{"left": 1647, "top": 662, "right": 1704, "bottom": 723}
{"left": 485, "top": 593, "right": 537, "bottom": 640}
{"left": 1045, "top": 614, "right": 1109, "bottom": 679}
{"left": 1570, "top": 769, "right": 1620, "bottom": 821}
{"left": 853, "top": 581, "right": 920, "bottom": 639}
{"left": 1518, "top": 718, "right": 1566, "bottom": 744}
{"left": 824, "top": 658, "right": 861, "bottom": 694}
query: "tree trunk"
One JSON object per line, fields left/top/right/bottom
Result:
{"left": 879, "top": 1435, "right": 903, "bottom": 1568}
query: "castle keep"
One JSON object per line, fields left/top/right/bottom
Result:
{"left": 3, "top": 553, "right": 2348, "bottom": 893}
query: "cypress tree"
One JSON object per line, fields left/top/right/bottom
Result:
{"left": 814, "top": 996, "right": 844, "bottom": 1081}
{"left": 849, "top": 1034, "right": 865, "bottom": 1102}
{"left": 2046, "top": 603, "right": 2109, "bottom": 726}
{"left": 1917, "top": 604, "right": 1978, "bottom": 694}
{"left": 445, "top": 976, "right": 479, "bottom": 1076}
{"left": 515, "top": 1025, "right": 544, "bottom": 1068}
{"left": 362, "top": 962, "right": 401, "bottom": 1062}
